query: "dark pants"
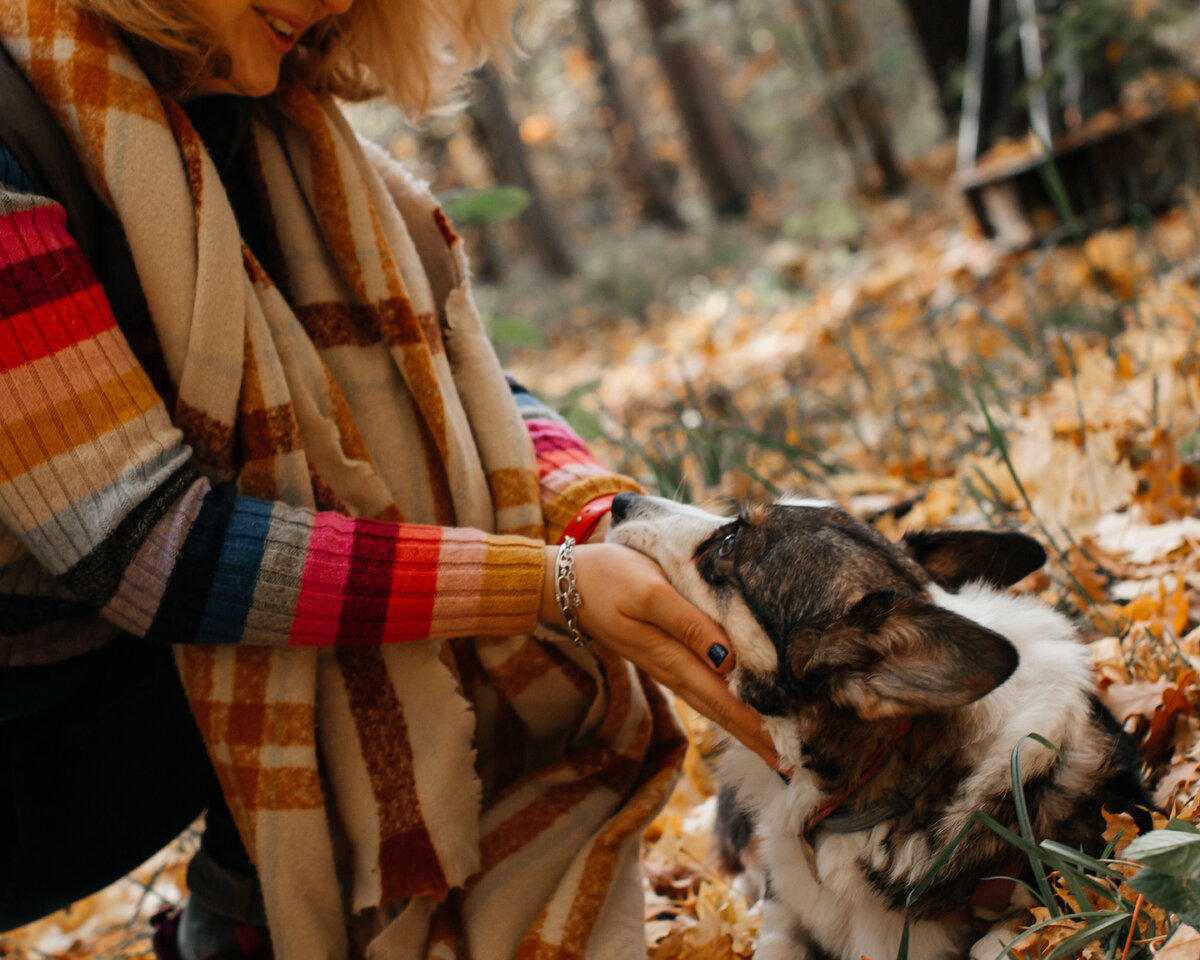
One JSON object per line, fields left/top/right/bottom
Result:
{"left": 0, "top": 635, "right": 256, "bottom": 931}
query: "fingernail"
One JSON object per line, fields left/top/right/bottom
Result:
{"left": 777, "top": 769, "right": 792, "bottom": 786}
{"left": 708, "top": 643, "right": 729, "bottom": 669}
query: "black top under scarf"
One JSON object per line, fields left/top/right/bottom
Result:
{"left": 183, "top": 96, "right": 273, "bottom": 269}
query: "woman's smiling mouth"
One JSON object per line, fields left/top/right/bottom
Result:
{"left": 252, "top": 7, "right": 304, "bottom": 53}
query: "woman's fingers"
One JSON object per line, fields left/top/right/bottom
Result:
{"left": 603, "top": 549, "right": 737, "bottom": 674}
{"left": 541, "top": 541, "right": 782, "bottom": 771}
{"left": 658, "top": 644, "right": 780, "bottom": 769}
{"left": 644, "top": 580, "right": 736, "bottom": 674}
{"left": 679, "top": 692, "right": 779, "bottom": 771}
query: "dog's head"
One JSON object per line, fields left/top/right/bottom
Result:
{"left": 606, "top": 493, "right": 1044, "bottom": 721}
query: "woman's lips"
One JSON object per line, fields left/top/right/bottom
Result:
{"left": 253, "top": 7, "right": 301, "bottom": 55}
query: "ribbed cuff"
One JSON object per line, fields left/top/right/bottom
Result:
{"left": 543, "top": 474, "right": 643, "bottom": 545}
{"left": 417, "top": 531, "right": 546, "bottom": 641}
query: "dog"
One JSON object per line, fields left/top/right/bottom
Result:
{"left": 606, "top": 493, "right": 1152, "bottom": 960}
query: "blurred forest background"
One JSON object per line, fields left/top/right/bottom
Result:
{"left": 348, "top": 0, "right": 946, "bottom": 346}
{"left": 9, "top": 0, "right": 1200, "bottom": 957}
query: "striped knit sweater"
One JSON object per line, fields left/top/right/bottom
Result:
{"left": 0, "top": 143, "right": 622, "bottom": 665}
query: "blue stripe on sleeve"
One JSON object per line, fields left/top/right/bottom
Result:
{"left": 194, "top": 496, "right": 274, "bottom": 643}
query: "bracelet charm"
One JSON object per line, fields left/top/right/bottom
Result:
{"left": 554, "top": 536, "right": 591, "bottom": 647}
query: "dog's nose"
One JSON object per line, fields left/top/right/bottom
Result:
{"left": 610, "top": 492, "right": 638, "bottom": 523}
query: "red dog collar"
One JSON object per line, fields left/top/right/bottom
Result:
{"left": 558, "top": 494, "right": 617, "bottom": 545}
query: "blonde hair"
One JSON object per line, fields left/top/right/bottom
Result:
{"left": 73, "top": 0, "right": 521, "bottom": 110}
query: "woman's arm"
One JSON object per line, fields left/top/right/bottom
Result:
{"left": 0, "top": 165, "right": 780, "bottom": 767}
{"left": 0, "top": 177, "right": 546, "bottom": 647}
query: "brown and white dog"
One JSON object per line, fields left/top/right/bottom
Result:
{"left": 607, "top": 493, "right": 1152, "bottom": 960}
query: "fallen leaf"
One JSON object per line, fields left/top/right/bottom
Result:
{"left": 1143, "top": 673, "right": 1198, "bottom": 768}
{"left": 1099, "top": 677, "right": 1172, "bottom": 724}
{"left": 1156, "top": 923, "right": 1200, "bottom": 960}
{"left": 1095, "top": 510, "right": 1200, "bottom": 565}
{"left": 1102, "top": 809, "right": 1142, "bottom": 856}
{"left": 1134, "top": 429, "right": 1195, "bottom": 523}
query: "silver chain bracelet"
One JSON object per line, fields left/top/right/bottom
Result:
{"left": 554, "top": 536, "right": 592, "bottom": 647}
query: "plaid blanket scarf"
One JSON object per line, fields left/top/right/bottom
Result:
{"left": 0, "top": 2, "right": 684, "bottom": 956}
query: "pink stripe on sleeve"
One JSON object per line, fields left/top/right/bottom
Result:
{"left": 0, "top": 203, "right": 72, "bottom": 268}
{"left": 287, "top": 512, "right": 356, "bottom": 645}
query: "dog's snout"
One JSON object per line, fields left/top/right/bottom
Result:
{"left": 611, "top": 491, "right": 639, "bottom": 523}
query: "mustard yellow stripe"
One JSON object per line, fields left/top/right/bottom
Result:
{"left": 0, "top": 366, "right": 164, "bottom": 480}
{"left": 0, "top": 418, "right": 185, "bottom": 542}
{"left": 476, "top": 536, "right": 544, "bottom": 633}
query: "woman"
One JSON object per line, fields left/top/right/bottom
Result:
{"left": 0, "top": 0, "right": 777, "bottom": 958}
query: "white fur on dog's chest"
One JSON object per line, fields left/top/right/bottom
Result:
{"left": 721, "top": 747, "right": 964, "bottom": 960}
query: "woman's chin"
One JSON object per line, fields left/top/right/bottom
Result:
{"left": 234, "top": 67, "right": 283, "bottom": 97}
{"left": 189, "top": 65, "right": 281, "bottom": 99}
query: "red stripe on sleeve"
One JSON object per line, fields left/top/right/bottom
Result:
{"left": 0, "top": 201, "right": 118, "bottom": 373}
{"left": 0, "top": 292, "right": 120, "bottom": 373}
{"left": 383, "top": 526, "right": 442, "bottom": 642}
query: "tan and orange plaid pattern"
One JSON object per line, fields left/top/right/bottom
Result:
{"left": 0, "top": 1, "right": 685, "bottom": 956}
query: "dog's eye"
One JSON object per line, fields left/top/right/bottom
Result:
{"left": 717, "top": 532, "right": 737, "bottom": 559}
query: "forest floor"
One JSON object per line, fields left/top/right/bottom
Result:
{"left": 502, "top": 141, "right": 1200, "bottom": 957}
{"left": 6, "top": 138, "right": 1200, "bottom": 958}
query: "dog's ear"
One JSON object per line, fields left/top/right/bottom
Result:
{"left": 806, "top": 591, "right": 1019, "bottom": 720}
{"left": 900, "top": 529, "right": 1046, "bottom": 590}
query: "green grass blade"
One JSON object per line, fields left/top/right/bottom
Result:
{"left": 900, "top": 803, "right": 1142, "bottom": 960}
{"left": 900, "top": 809, "right": 1042, "bottom": 959}
{"left": 1043, "top": 914, "right": 1130, "bottom": 960}
{"left": 1059, "top": 863, "right": 1094, "bottom": 921}
{"left": 1036, "top": 157, "right": 1084, "bottom": 244}
{"left": 1039, "top": 840, "right": 1129, "bottom": 882}
{"left": 1011, "top": 733, "right": 1064, "bottom": 916}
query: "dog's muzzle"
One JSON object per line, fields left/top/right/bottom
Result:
{"left": 610, "top": 491, "right": 642, "bottom": 524}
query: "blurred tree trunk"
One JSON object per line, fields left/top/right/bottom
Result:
{"left": 824, "top": 0, "right": 903, "bottom": 193}
{"left": 637, "top": 0, "right": 756, "bottom": 216}
{"left": 790, "top": 0, "right": 866, "bottom": 190}
{"left": 896, "top": 0, "right": 969, "bottom": 127}
{"left": 578, "top": 0, "right": 683, "bottom": 226}
{"left": 794, "top": 0, "right": 904, "bottom": 194}
{"left": 469, "top": 64, "right": 575, "bottom": 277}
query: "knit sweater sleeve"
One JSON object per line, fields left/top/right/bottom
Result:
{"left": 0, "top": 175, "right": 544, "bottom": 646}
{"left": 507, "top": 376, "right": 642, "bottom": 543}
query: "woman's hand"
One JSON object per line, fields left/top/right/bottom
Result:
{"left": 540, "top": 542, "right": 780, "bottom": 772}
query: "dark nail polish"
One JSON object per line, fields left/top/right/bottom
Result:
{"left": 708, "top": 643, "right": 729, "bottom": 669}
{"left": 777, "top": 770, "right": 792, "bottom": 786}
